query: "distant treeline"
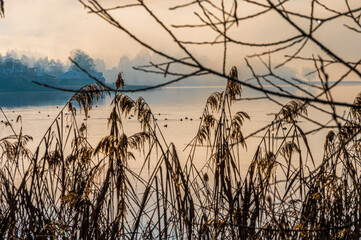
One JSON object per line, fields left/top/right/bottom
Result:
{"left": 0, "top": 49, "right": 107, "bottom": 91}
{"left": 0, "top": 49, "right": 226, "bottom": 91}
{"left": 0, "top": 54, "right": 62, "bottom": 91}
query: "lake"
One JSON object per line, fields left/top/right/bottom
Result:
{"left": 1, "top": 84, "right": 360, "bottom": 176}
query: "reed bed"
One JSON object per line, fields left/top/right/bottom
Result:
{"left": 1, "top": 67, "right": 361, "bottom": 239}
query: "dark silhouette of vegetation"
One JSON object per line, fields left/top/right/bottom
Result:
{"left": 1, "top": 0, "right": 361, "bottom": 239}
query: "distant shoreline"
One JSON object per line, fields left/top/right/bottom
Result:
{"left": 1, "top": 81, "right": 361, "bottom": 93}
{"left": 0, "top": 84, "right": 153, "bottom": 92}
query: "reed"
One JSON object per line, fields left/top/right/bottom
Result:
{"left": 1, "top": 67, "right": 360, "bottom": 239}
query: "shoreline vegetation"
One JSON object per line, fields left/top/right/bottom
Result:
{"left": 1, "top": 67, "right": 361, "bottom": 239}
{"left": 0, "top": 52, "right": 139, "bottom": 93}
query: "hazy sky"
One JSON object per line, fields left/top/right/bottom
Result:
{"left": 0, "top": 0, "right": 139, "bottom": 67}
{"left": 0, "top": 0, "right": 199, "bottom": 68}
{"left": 0, "top": 0, "right": 359, "bottom": 78}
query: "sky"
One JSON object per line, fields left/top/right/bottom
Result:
{"left": 0, "top": 0, "right": 360, "bottom": 83}
{"left": 0, "top": 0, "right": 194, "bottom": 68}
{"left": 0, "top": 0, "right": 138, "bottom": 67}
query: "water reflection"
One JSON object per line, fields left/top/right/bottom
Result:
{"left": 0, "top": 83, "right": 307, "bottom": 108}
{"left": 0, "top": 91, "right": 73, "bottom": 107}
